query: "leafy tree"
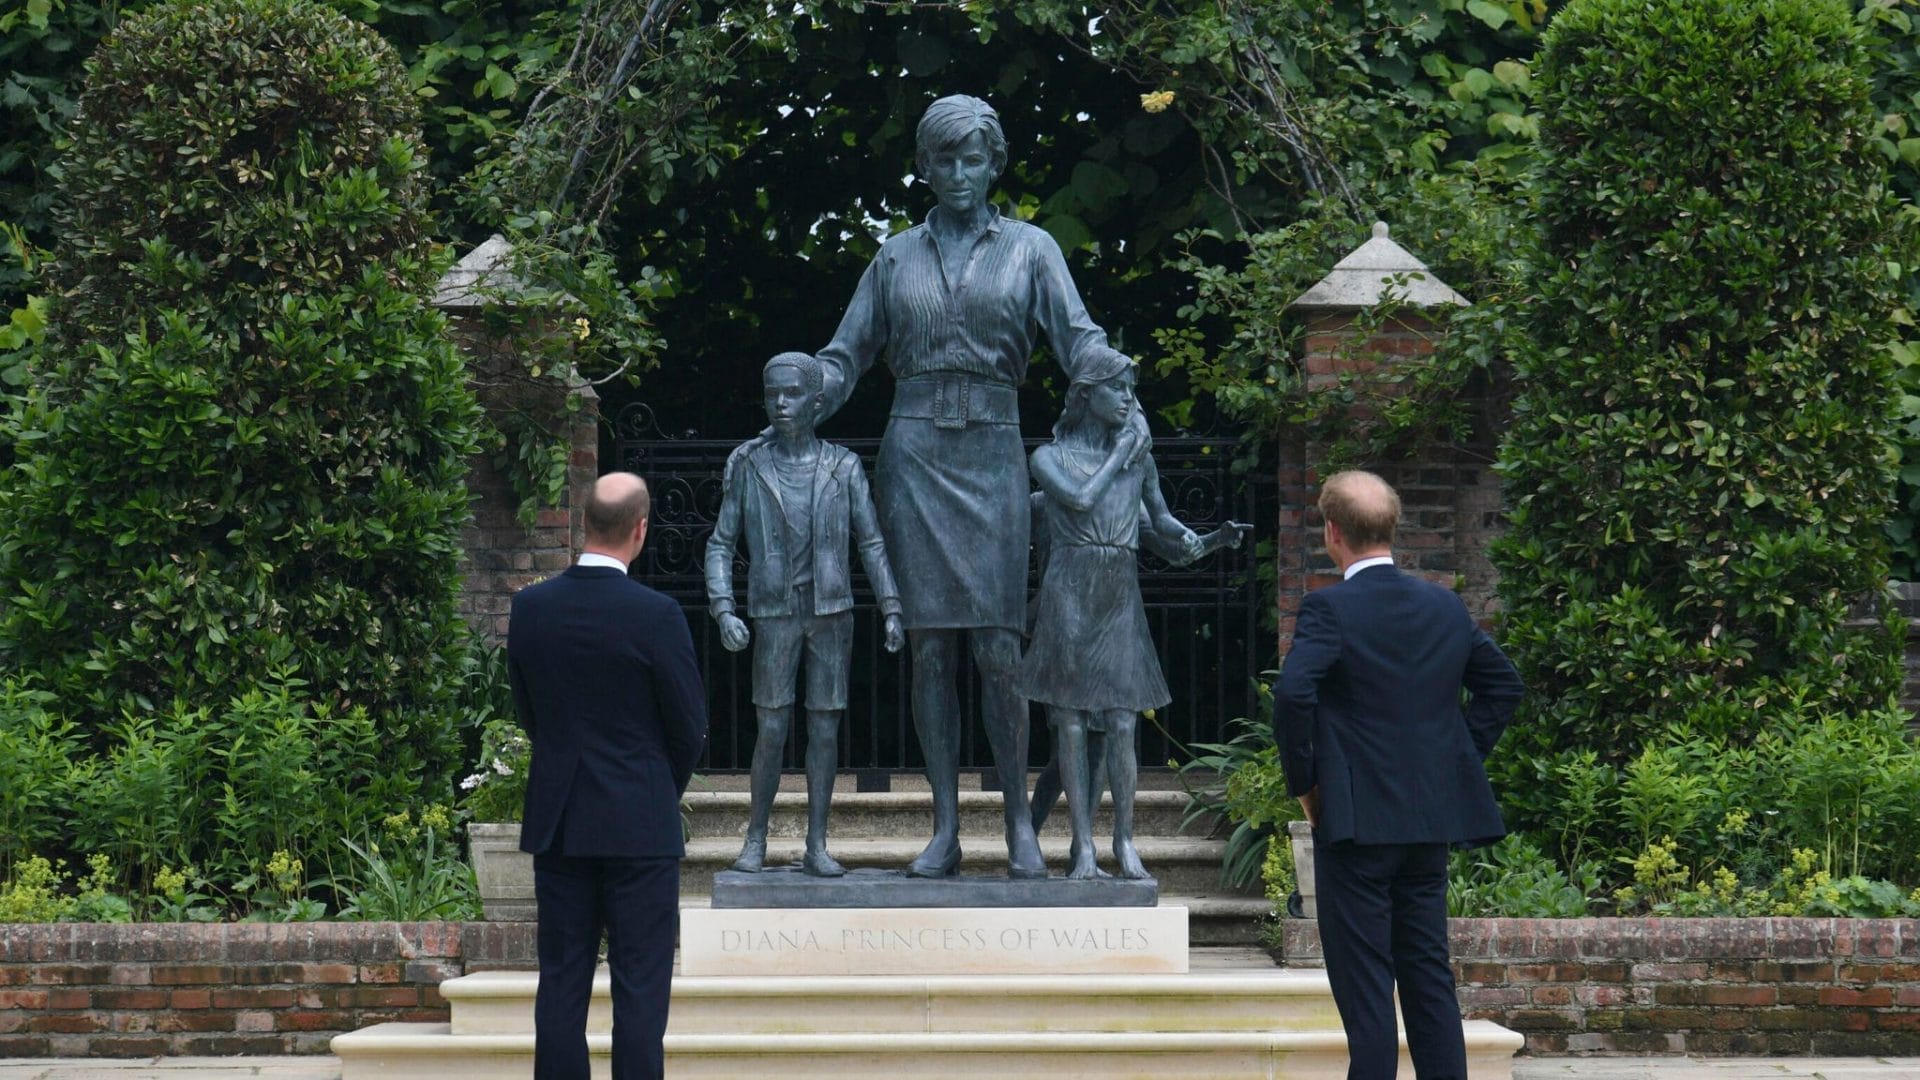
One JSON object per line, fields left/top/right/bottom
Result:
{"left": 0, "top": 0, "right": 478, "bottom": 796}
{"left": 1492, "top": 0, "right": 1908, "bottom": 809}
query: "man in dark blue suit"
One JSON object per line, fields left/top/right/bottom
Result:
{"left": 1274, "top": 470, "right": 1523, "bottom": 1080}
{"left": 508, "top": 472, "right": 709, "bottom": 1080}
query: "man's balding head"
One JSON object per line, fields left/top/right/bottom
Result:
{"left": 1319, "top": 470, "right": 1399, "bottom": 553}
{"left": 585, "top": 472, "right": 651, "bottom": 548}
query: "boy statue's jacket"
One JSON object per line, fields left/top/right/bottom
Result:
{"left": 705, "top": 441, "right": 902, "bottom": 620}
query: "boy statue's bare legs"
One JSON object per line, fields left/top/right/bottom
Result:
{"left": 732, "top": 705, "right": 789, "bottom": 872}
{"left": 802, "top": 708, "right": 845, "bottom": 877}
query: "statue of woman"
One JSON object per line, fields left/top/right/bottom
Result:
{"left": 806, "top": 95, "right": 1122, "bottom": 879}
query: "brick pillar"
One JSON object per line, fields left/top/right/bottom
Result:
{"left": 1278, "top": 230, "right": 1502, "bottom": 648}
{"left": 442, "top": 316, "right": 598, "bottom": 643}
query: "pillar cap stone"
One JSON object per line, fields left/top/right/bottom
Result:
{"left": 434, "top": 234, "right": 577, "bottom": 310}
{"left": 1288, "top": 221, "right": 1468, "bottom": 312}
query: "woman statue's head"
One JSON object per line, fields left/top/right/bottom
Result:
{"left": 916, "top": 95, "right": 1007, "bottom": 173}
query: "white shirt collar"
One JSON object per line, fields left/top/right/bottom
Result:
{"left": 577, "top": 552, "right": 629, "bottom": 573}
{"left": 1344, "top": 555, "right": 1395, "bottom": 580}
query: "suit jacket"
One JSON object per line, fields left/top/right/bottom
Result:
{"left": 508, "top": 566, "right": 709, "bottom": 858}
{"left": 704, "top": 441, "right": 901, "bottom": 620}
{"left": 1273, "top": 564, "right": 1523, "bottom": 848}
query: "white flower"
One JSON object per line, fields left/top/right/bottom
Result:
{"left": 492, "top": 758, "right": 514, "bottom": 777}
{"left": 460, "top": 772, "right": 485, "bottom": 791}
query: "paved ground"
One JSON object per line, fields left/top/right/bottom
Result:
{"left": 1, "top": 1057, "right": 1918, "bottom": 1078}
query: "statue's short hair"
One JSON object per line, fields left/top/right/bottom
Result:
{"left": 1318, "top": 470, "right": 1399, "bottom": 551}
{"left": 763, "top": 351, "right": 823, "bottom": 400}
{"left": 916, "top": 95, "right": 1008, "bottom": 177}
{"left": 585, "top": 473, "right": 650, "bottom": 544}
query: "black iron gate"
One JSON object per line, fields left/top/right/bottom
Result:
{"left": 614, "top": 402, "right": 1270, "bottom": 775}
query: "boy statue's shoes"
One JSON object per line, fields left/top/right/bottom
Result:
{"left": 801, "top": 849, "right": 846, "bottom": 877}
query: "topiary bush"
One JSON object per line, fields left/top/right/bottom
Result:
{"left": 1491, "top": 0, "right": 1918, "bottom": 884}
{"left": 0, "top": 0, "right": 479, "bottom": 899}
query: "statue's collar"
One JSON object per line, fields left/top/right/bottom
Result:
{"left": 924, "top": 204, "right": 1005, "bottom": 236}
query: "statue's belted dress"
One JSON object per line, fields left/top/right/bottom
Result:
{"left": 815, "top": 208, "right": 1112, "bottom": 631}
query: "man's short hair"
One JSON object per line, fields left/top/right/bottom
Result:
{"left": 764, "top": 351, "right": 823, "bottom": 400}
{"left": 1319, "top": 470, "right": 1399, "bottom": 551}
{"left": 584, "top": 474, "right": 650, "bottom": 544}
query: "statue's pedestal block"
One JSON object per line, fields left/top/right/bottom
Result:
{"left": 711, "top": 866, "right": 1158, "bottom": 908}
{"left": 681, "top": 904, "right": 1189, "bottom": 976}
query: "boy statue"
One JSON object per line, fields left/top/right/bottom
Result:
{"left": 704, "top": 351, "right": 905, "bottom": 877}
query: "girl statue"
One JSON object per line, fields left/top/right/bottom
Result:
{"left": 1017, "top": 351, "right": 1247, "bottom": 879}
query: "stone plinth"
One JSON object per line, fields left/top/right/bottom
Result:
{"left": 679, "top": 905, "right": 1190, "bottom": 976}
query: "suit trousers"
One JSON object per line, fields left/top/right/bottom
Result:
{"left": 1313, "top": 838, "right": 1465, "bottom": 1080}
{"left": 533, "top": 853, "right": 680, "bottom": 1080}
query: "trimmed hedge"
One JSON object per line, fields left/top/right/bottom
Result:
{"left": 0, "top": 0, "right": 478, "bottom": 885}
{"left": 1491, "top": 0, "right": 1918, "bottom": 882}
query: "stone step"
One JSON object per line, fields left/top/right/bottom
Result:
{"left": 683, "top": 789, "right": 1212, "bottom": 841}
{"left": 679, "top": 836, "right": 1258, "bottom": 899}
{"left": 333, "top": 1020, "right": 1522, "bottom": 1079}
{"left": 441, "top": 968, "right": 1347, "bottom": 1036}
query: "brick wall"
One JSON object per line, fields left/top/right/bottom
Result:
{"left": 7, "top": 920, "right": 1915, "bottom": 1057}
{"left": 1280, "top": 917, "right": 1920, "bottom": 1055}
{"left": 0, "top": 923, "right": 539, "bottom": 1058}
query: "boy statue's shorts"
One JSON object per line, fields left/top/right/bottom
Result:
{"left": 750, "top": 604, "right": 855, "bottom": 712}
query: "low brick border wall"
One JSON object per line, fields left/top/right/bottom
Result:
{"left": 5, "top": 919, "right": 1916, "bottom": 1057}
{"left": 0, "top": 923, "right": 538, "bottom": 1057}
{"left": 1282, "top": 917, "right": 1920, "bottom": 1054}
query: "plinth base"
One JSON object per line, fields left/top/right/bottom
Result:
{"left": 680, "top": 904, "right": 1190, "bottom": 976}
{"left": 712, "top": 866, "right": 1158, "bottom": 908}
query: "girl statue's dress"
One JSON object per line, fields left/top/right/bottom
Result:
{"left": 1014, "top": 443, "right": 1170, "bottom": 714}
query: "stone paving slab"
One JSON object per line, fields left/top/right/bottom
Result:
{"left": 2, "top": 1057, "right": 1918, "bottom": 1079}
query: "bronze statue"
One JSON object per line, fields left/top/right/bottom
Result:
{"left": 1018, "top": 356, "right": 1248, "bottom": 878}
{"left": 705, "top": 352, "right": 905, "bottom": 877}
{"left": 802, "top": 95, "right": 1127, "bottom": 879}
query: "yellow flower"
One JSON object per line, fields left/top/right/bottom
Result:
{"left": 1140, "top": 90, "right": 1175, "bottom": 114}
{"left": 573, "top": 317, "right": 591, "bottom": 341}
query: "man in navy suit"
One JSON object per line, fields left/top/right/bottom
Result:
{"left": 1274, "top": 470, "right": 1523, "bottom": 1080}
{"left": 508, "top": 472, "right": 709, "bottom": 1080}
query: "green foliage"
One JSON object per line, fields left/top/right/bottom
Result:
{"left": 1492, "top": 0, "right": 1909, "bottom": 813}
{"left": 1174, "top": 690, "right": 1301, "bottom": 892}
{"left": 451, "top": 639, "right": 527, "bottom": 821}
{"left": 0, "top": 854, "right": 134, "bottom": 923}
{"left": 0, "top": 0, "right": 481, "bottom": 907}
{"left": 1448, "top": 834, "right": 1599, "bottom": 918}
{"left": 0, "top": 676, "right": 82, "bottom": 878}
{"left": 331, "top": 808, "right": 479, "bottom": 920}
{"left": 1521, "top": 709, "right": 1920, "bottom": 910}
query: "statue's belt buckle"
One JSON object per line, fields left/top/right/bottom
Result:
{"left": 932, "top": 375, "right": 971, "bottom": 429}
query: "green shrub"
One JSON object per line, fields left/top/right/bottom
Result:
{"left": 1448, "top": 835, "right": 1599, "bottom": 919}
{"left": 0, "top": 677, "right": 82, "bottom": 877}
{"left": 1491, "top": 0, "right": 1911, "bottom": 873}
{"left": 0, "top": 0, "right": 478, "bottom": 896}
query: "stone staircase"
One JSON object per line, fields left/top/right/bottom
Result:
{"left": 331, "top": 949, "right": 1525, "bottom": 1078}
{"left": 678, "top": 773, "right": 1271, "bottom": 946}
